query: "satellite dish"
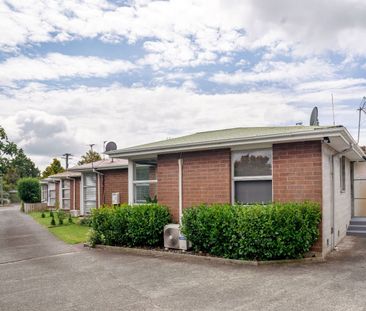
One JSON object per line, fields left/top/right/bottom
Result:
{"left": 310, "top": 107, "right": 319, "bottom": 126}
{"left": 105, "top": 141, "right": 117, "bottom": 152}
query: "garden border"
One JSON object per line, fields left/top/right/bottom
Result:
{"left": 85, "top": 244, "right": 325, "bottom": 266}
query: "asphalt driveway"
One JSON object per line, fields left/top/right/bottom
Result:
{"left": 1, "top": 205, "right": 366, "bottom": 311}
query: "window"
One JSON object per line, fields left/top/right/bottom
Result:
{"left": 41, "top": 185, "right": 48, "bottom": 202}
{"left": 133, "top": 163, "right": 157, "bottom": 203}
{"left": 232, "top": 149, "right": 272, "bottom": 204}
{"left": 83, "top": 173, "right": 96, "bottom": 213}
{"left": 340, "top": 156, "right": 346, "bottom": 192}
{"left": 48, "top": 183, "right": 56, "bottom": 206}
{"left": 62, "top": 180, "right": 71, "bottom": 209}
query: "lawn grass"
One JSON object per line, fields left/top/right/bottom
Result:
{"left": 29, "top": 211, "right": 90, "bottom": 244}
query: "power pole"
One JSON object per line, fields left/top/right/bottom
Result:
{"left": 62, "top": 153, "right": 73, "bottom": 169}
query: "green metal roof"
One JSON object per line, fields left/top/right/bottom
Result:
{"left": 108, "top": 125, "right": 342, "bottom": 155}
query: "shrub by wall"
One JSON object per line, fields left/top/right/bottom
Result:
{"left": 17, "top": 178, "right": 41, "bottom": 203}
{"left": 90, "top": 204, "right": 171, "bottom": 247}
{"left": 181, "top": 202, "right": 321, "bottom": 260}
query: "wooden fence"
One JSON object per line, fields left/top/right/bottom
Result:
{"left": 24, "top": 203, "right": 47, "bottom": 213}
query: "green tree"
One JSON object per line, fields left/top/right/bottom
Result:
{"left": 10, "top": 149, "right": 40, "bottom": 178}
{"left": 0, "top": 126, "right": 40, "bottom": 191}
{"left": 78, "top": 150, "right": 102, "bottom": 165}
{"left": 42, "top": 158, "right": 65, "bottom": 178}
{"left": 0, "top": 126, "right": 18, "bottom": 175}
{"left": 17, "top": 177, "right": 41, "bottom": 203}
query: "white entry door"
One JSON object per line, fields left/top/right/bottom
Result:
{"left": 353, "top": 162, "right": 366, "bottom": 217}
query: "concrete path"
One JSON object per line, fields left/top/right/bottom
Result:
{"left": 1, "top": 205, "right": 366, "bottom": 311}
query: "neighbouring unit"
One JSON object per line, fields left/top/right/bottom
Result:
{"left": 112, "top": 192, "right": 120, "bottom": 205}
{"left": 164, "top": 224, "right": 190, "bottom": 250}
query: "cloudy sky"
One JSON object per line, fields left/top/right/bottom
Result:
{"left": 1, "top": 0, "right": 366, "bottom": 170}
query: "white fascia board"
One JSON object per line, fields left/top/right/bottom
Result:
{"left": 109, "top": 128, "right": 347, "bottom": 159}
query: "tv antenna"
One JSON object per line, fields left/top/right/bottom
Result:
{"left": 309, "top": 107, "right": 319, "bottom": 126}
{"left": 357, "top": 97, "right": 366, "bottom": 143}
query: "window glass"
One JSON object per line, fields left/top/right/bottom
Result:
{"left": 134, "top": 183, "right": 157, "bottom": 203}
{"left": 62, "top": 180, "right": 70, "bottom": 189}
{"left": 63, "top": 199, "right": 70, "bottom": 209}
{"left": 234, "top": 180, "right": 272, "bottom": 204}
{"left": 233, "top": 149, "right": 272, "bottom": 177}
{"left": 84, "top": 187, "right": 96, "bottom": 201}
{"left": 84, "top": 174, "right": 96, "bottom": 187}
{"left": 135, "top": 166, "right": 149, "bottom": 180}
{"left": 62, "top": 189, "right": 70, "bottom": 199}
{"left": 340, "top": 156, "right": 346, "bottom": 192}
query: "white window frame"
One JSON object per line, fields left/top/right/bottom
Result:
{"left": 61, "top": 179, "right": 71, "bottom": 210}
{"left": 41, "top": 184, "right": 48, "bottom": 202}
{"left": 83, "top": 173, "right": 97, "bottom": 213}
{"left": 231, "top": 148, "right": 273, "bottom": 204}
{"left": 48, "top": 182, "right": 56, "bottom": 206}
{"left": 129, "top": 161, "right": 157, "bottom": 204}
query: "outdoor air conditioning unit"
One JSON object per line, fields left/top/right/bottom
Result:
{"left": 111, "top": 192, "right": 120, "bottom": 205}
{"left": 164, "top": 224, "right": 190, "bottom": 250}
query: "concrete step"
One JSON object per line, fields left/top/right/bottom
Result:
{"left": 347, "top": 230, "right": 366, "bottom": 237}
{"left": 348, "top": 225, "right": 366, "bottom": 231}
{"left": 350, "top": 218, "right": 366, "bottom": 226}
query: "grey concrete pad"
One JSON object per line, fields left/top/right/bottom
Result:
{"left": 0, "top": 205, "right": 366, "bottom": 311}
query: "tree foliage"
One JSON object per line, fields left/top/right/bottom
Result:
{"left": 41, "top": 158, "right": 65, "bottom": 178}
{"left": 78, "top": 150, "right": 102, "bottom": 165}
{"left": 0, "top": 126, "right": 40, "bottom": 191}
{"left": 17, "top": 178, "right": 41, "bottom": 203}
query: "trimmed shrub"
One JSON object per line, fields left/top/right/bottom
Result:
{"left": 181, "top": 202, "right": 321, "bottom": 261}
{"left": 50, "top": 215, "right": 56, "bottom": 226}
{"left": 79, "top": 216, "right": 92, "bottom": 227}
{"left": 57, "top": 210, "right": 66, "bottom": 225}
{"left": 17, "top": 178, "right": 41, "bottom": 203}
{"left": 91, "top": 204, "right": 171, "bottom": 247}
{"left": 68, "top": 213, "right": 73, "bottom": 224}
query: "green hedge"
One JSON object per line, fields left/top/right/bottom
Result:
{"left": 17, "top": 178, "right": 41, "bottom": 203}
{"left": 181, "top": 202, "right": 321, "bottom": 260}
{"left": 90, "top": 204, "right": 171, "bottom": 247}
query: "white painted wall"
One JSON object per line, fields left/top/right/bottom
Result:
{"left": 321, "top": 144, "right": 332, "bottom": 255}
{"left": 322, "top": 144, "right": 352, "bottom": 256}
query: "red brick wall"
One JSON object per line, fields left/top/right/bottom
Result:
{"left": 273, "top": 141, "right": 322, "bottom": 203}
{"left": 157, "top": 154, "right": 180, "bottom": 220}
{"left": 272, "top": 141, "right": 323, "bottom": 252}
{"left": 101, "top": 169, "right": 128, "bottom": 205}
{"left": 157, "top": 149, "right": 231, "bottom": 221}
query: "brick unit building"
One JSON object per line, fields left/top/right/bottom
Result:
{"left": 68, "top": 158, "right": 129, "bottom": 215}
{"left": 41, "top": 171, "right": 81, "bottom": 215}
{"left": 42, "top": 159, "right": 129, "bottom": 216}
{"left": 107, "top": 125, "right": 366, "bottom": 257}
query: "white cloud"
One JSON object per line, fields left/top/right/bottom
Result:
{"left": 1, "top": 81, "right": 365, "bottom": 169}
{"left": 210, "top": 59, "right": 336, "bottom": 85}
{"left": 0, "top": 53, "right": 134, "bottom": 84}
{"left": 2, "top": 110, "right": 85, "bottom": 169}
{"left": 1, "top": 0, "right": 366, "bottom": 68}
